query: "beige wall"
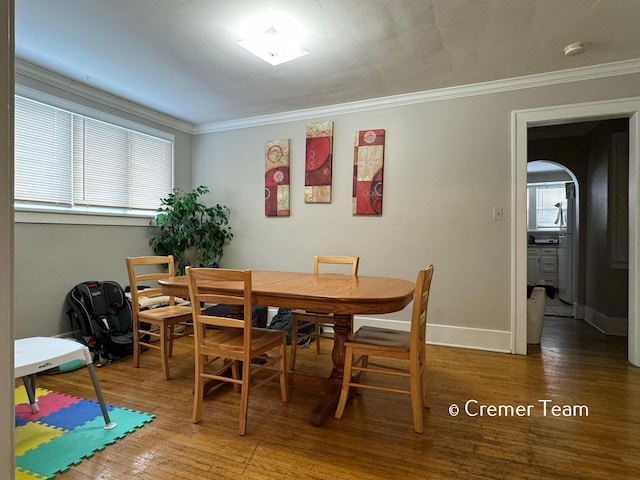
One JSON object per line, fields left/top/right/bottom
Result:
{"left": 193, "top": 73, "right": 640, "bottom": 351}
{"left": 14, "top": 224, "right": 152, "bottom": 338}
{"left": 12, "top": 74, "right": 193, "bottom": 340}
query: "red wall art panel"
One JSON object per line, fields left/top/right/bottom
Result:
{"left": 353, "top": 129, "right": 385, "bottom": 216}
{"left": 265, "top": 139, "right": 290, "bottom": 217}
{"left": 304, "top": 121, "right": 333, "bottom": 203}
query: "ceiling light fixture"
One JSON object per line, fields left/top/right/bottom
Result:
{"left": 237, "top": 13, "right": 309, "bottom": 66}
{"left": 563, "top": 42, "right": 585, "bottom": 57}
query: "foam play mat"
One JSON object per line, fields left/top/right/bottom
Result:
{"left": 14, "top": 386, "right": 154, "bottom": 479}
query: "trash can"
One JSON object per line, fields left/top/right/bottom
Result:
{"left": 527, "top": 286, "right": 547, "bottom": 344}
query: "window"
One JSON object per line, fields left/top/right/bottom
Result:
{"left": 527, "top": 182, "right": 566, "bottom": 231}
{"left": 14, "top": 95, "right": 174, "bottom": 216}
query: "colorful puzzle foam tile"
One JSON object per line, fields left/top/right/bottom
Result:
{"left": 15, "top": 421, "right": 65, "bottom": 457}
{"left": 15, "top": 466, "right": 49, "bottom": 479}
{"left": 15, "top": 390, "right": 82, "bottom": 423}
{"left": 75, "top": 407, "right": 155, "bottom": 442}
{"left": 16, "top": 407, "right": 155, "bottom": 479}
{"left": 14, "top": 386, "right": 48, "bottom": 406}
{"left": 38, "top": 399, "right": 115, "bottom": 431}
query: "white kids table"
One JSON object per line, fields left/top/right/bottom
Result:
{"left": 14, "top": 336, "right": 117, "bottom": 429}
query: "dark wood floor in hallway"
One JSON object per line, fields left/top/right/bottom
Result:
{"left": 22, "top": 316, "right": 639, "bottom": 480}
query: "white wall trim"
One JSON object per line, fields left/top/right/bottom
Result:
{"left": 14, "top": 209, "right": 152, "bottom": 226}
{"left": 355, "top": 316, "right": 511, "bottom": 353}
{"left": 584, "top": 307, "right": 629, "bottom": 337}
{"left": 268, "top": 309, "right": 512, "bottom": 353}
{"left": 512, "top": 97, "right": 640, "bottom": 366}
{"left": 15, "top": 59, "right": 195, "bottom": 134}
{"left": 16, "top": 56, "right": 640, "bottom": 138}
{"left": 196, "top": 58, "right": 640, "bottom": 134}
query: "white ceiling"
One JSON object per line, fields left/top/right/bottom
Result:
{"left": 14, "top": 0, "right": 640, "bottom": 127}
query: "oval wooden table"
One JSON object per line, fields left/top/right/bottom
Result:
{"left": 159, "top": 270, "right": 415, "bottom": 426}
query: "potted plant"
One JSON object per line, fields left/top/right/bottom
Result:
{"left": 149, "top": 185, "right": 233, "bottom": 274}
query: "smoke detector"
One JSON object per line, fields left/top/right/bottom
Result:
{"left": 564, "top": 42, "right": 585, "bottom": 57}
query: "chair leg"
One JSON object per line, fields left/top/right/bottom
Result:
{"left": 167, "top": 324, "right": 174, "bottom": 358}
{"left": 334, "top": 345, "right": 354, "bottom": 419}
{"left": 420, "top": 347, "right": 429, "bottom": 408}
{"left": 360, "top": 354, "right": 369, "bottom": 384}
{"left": 192, "top": 354, "right": 204, "bottom": 423}
{"left": 232, "top": 360, "right": 241, "bottom": 392}
{"left": 409, "top": 361, "right": 424, "bottom": 433}
{"left": 160, "top": 323, "right": 170, "bottom": 380}
{"left": 314, "top": 321, "right": 321, "bottom": 354}
{"left": 279, "top": 339, "right": 289, "bottom": 402}
{"left": 238, "top": 359, "right": 251, "bottom": 435}
{"left": 133, "top": 318, "right": 140, "bottom": 368}
{"left": 290, "top": 317, "right": 298, "bottom": 370}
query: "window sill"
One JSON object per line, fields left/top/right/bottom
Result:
{"left": 15, "top": 207, "right": 155, "bottom": 227}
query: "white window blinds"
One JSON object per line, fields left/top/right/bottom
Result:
{"left": 15, "top": 95, "right": 174, "bottom": 213}
{"left": 14, "top": 96, "right": 73, "bottom": 204}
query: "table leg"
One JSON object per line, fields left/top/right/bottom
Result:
{"left": 309, "top": 313, "right": 352, "bottom": 426}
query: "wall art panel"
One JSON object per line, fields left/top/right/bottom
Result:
{"left": 304, "top": 121, "right": 333, "bottom": 203}
{"left": 265, "top": 139, "right": 290, "bottom": 217}
{"left": 353, "top": 129, "right": 384, "bottom": 216}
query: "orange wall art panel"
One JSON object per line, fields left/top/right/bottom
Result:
{"left": 265, "top": 139, "right": 290, "bottom": 217}
{"left": 304, "top": 121, "right": 333, "bottom": 203}
{"left": 353, "top": 129, "right": 385, "bottom": 216}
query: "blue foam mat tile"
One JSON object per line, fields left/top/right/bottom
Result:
{"left": 15, "top": 416, "right": 28, "bottom": 427}
{"left": 38, "top": 399, "right": 115, "bottom": 431}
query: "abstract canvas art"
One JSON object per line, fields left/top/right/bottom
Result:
{"left": 304, "top": 121, "right": 333, "bottom": 203}
{"left": 265, "top": 139, "right": 290, "bottom": 217}
{"left": 353, "top": 129, "right": 385, "bottom": 215}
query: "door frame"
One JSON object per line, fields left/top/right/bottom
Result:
{"left": 511, "top": 97, "right": 640, "bottom": 365}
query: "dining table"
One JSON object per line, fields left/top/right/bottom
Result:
{"left": 158, "top": 270, "right": 415, "bottom": 426}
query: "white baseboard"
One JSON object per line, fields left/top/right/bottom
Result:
{"left": 268, "top": 308, "right": 513, "bottom": 353}
{"left": 584, "top": 306, "right": 628, "bottom": 336}
{"left": 355, "top": 315, "right": 512, "bottom": 353}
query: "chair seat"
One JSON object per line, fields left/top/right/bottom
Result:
{"left": 138, "top": 304, "right": 193, "bottom": 321}
{"left": 203, "top": 328, "right": 287, "bottom": 354}
{"left": 349, "top": 326, "right": 411, "bottom": 351}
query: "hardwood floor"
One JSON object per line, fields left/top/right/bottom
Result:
{"left": 21, "top": 317, "right": 639, "bottom": 479}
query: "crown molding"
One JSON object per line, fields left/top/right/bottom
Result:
{"left": 195, "top": 58, "right": 640, "bottom": 134}
{"left": 16, "top": 57, "right": 640, "bottom": 136}
{"left": 15, "top": 59, "right": 195, "bottom": 134}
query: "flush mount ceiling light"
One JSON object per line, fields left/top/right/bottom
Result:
{"left": 564, "top": 42, "right": 585, "bottom": 57}
{"left": 237, "top": 13, "right": 309, "bottom": 66}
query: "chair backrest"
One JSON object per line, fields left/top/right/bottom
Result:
{"left": 126, "top": 255, "right": 180, "bottom": 313}
{"left": 186, "top": 267, "right": 254, "bottom": 350}
{"left": 410, "top": 265, "right": 435, "bottom": 354}
{"left": 314, "top": 255, "right": 359, "bottom": 276}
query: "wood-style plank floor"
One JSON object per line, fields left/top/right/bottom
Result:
{"left": 20, "top": 316, "right": 640, "bottom": 479}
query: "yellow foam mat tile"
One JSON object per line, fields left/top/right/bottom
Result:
{"left": 15, "top": 467, "right": 49, "bottom": 479}
{"left": 14, "top": 386, "right": 49, "bottom": 406}
{"left": 15, "top": 422, "right": 65, "bottom": 457}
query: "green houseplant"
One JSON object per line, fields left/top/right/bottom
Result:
{"left": 149, "top": 185, "right": 233, "bottom": 274}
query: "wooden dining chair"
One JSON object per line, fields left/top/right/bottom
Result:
{"left": 289, "top": 255, "right": 360, "bottom": 370}
{"left": 186, "top": 266, "right": 289, "bottom": 436}
{"left": 335, "top": 264, "right": 434, "bottom": 433}
{"left": 125, "top": 255, "right": 194, "bottom": 380}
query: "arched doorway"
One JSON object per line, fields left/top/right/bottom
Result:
{"left": 526, "top": 160, "right": 579, "bottom": 319}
